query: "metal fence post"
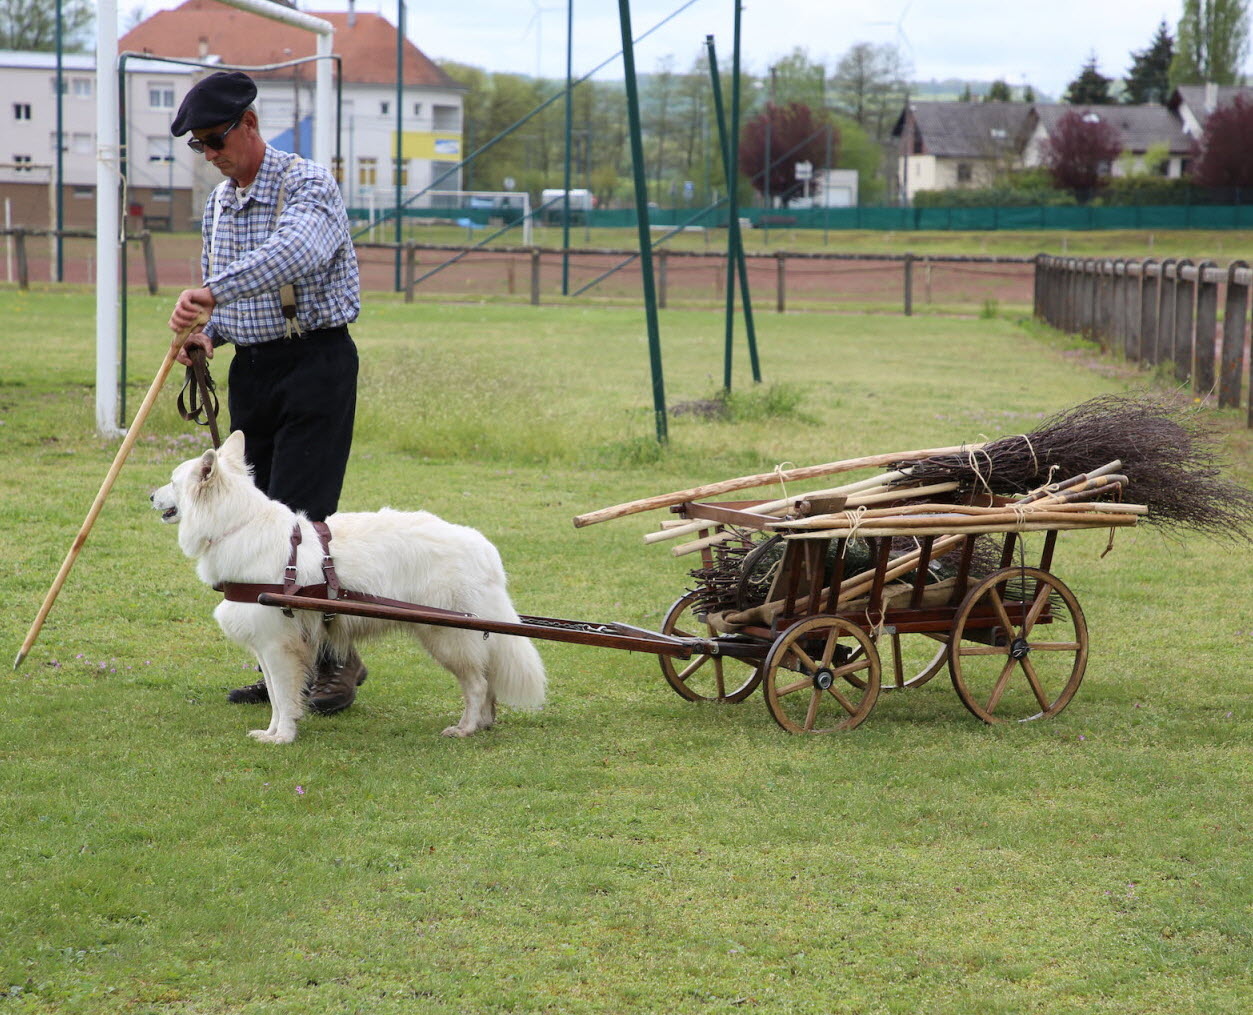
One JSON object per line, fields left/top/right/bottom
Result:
{"left": 530, "top": 247, "right": 541, "bottom": 306}
{"left": 658, "top": 248, "right": 669, "bottom": 310}
{"left": 1220, "top": 260, "right": 1249, "bottom": 410}
{"left": 1193, "top": 260, "right": 1219, "bottom": 396}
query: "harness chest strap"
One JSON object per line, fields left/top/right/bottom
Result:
{"left": 215, "top": 522, "right": 423, "bottom": 616}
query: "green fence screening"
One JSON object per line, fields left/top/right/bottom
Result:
{"left": 346, "top": 203, "right": 1253, "bottom": 232}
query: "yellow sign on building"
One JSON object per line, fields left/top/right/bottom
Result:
{"left": 394, "top": 131, "right": 462, "bottom": 160}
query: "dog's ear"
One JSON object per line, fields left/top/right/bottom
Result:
{"left": 218, "top": 430, "right": 247, "bottom": 469}
{"left": 197, "top": 448, "right": 219, "bottom": 484}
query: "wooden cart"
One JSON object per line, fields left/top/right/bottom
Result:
{"left": 648, "top": 494, "right": 1093, "bottom": 732}
{"left": 259, "top": 488, "right": 1100, "bottom": 735}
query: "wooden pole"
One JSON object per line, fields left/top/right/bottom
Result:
{"left": 572, "top": 443, "right": 983, "bottom": 527}
{"left": 14, "top": 320, "right": 203, "bottom": 670}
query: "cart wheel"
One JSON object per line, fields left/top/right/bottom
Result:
{"left": 763, "top": 616, "right": 881, "bottom": 733}
{"left": 948, "top": 567, "right": 1088, "bottom": 724}
{"left": 879, "top": 631, "right": 948, "bottom": 691}
{"left": 659, "top": 593, "right": 762, "bottom": 703}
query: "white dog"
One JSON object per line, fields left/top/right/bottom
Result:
{"left": 151, "top": 431, "right": 546, "bottom": 743}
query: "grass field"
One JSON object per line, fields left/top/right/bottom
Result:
{"left": 2, "top": 287, "right": 1251, "bottom": 1014}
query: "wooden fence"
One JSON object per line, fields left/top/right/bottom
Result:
{"left": 1034, "top": 255, "right": 1251, "bottom": 425}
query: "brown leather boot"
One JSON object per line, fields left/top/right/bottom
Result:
{"left": 307, "top": 647, "right": 368, "bottom": 715}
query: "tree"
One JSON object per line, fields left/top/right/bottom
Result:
{"left": 1192, "top": 94, "right": 1253, "bottom": 186}
{"left": 829, "top": 42, "right": 910, "bottom": 143}
{"left": 738, "top": 101, "right": 836, "bottom": 205}
{"left": 1040, "top": 109, "right": 1123, "bottom": 196}
{"left": 1172, "top": 0, "right": 1250, "bottom": 86}
{"left": 0, "top": 0, "right": 93, "bottom": 51}
{"left": 1124, "top": 20, "right": 1175, "bottom": 104}
{"left": 1023, "top": 85, "right": 1037, "bottom": 103}
{"left": 770, "top": 47, "right": 830, "bottom": 111}
{"left": 985, "top": 80, "right": 1013, "bottom": 102}
{"left": 1064, "top": 54, "right": 1114, "bottom": 104}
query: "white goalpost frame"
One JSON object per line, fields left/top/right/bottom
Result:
{"left": 425, "top": 191, "right": 534, "bottom": 246}
{"left": 95, "top": 0, "right": 335, "bottom": 435}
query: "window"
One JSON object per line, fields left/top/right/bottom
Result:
{"left": 412, "top": 102, "right": 422, "bottom": 117}
{"left": 49, "top": 132, "right": 68, "bottom": 153}
{"left": 379, "top": 100, "right": 389, "bottom": 116}
{"left": 149, "top": 84, "right": 175, "bottom": 110}
{"left": 13, "top": 154, "right": 32, "bottom": 172}
{"left": 332, "top": 157, "right": 344, "bottom": 184}
{"left": 393, "top": 158, "right": 408, "bottom": 187}
{"left": 72, "top": 186, "right": 93, "bottom": 199}
{"left": 432, "top": 104, "right": 459, "bottom": 130}
{"left": 956, "top": 162, "right": 973, "bottom": 183}
{"left": 151, "top": 188, "right": 172, "bottom": 203}
{"left": 358, "top": 157, "right": 377, "bottom": 186}
{"left": 50, "top": 76, "right": 67, "bottom": 95}
{"left": 148, "top": 135, "right": 174, "bottom": 162}
{"left": 430, "top": 160, "right": 459, "bottom": 191}
{"left": 71, "top": 133, "right": 92, "bottom": 155}
{"left": 14, "top": 103, "right": 31, "bottom": 120}
{"left": 72, "top": 77, "right": 92, "bottom": 98}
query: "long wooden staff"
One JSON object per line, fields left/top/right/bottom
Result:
{"left": 571, "top": 443, "right": 984, "bottom": 529}
{"left": 14, "top": 321, "right": 203, "bottom": 670}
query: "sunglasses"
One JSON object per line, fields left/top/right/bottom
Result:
{"left": 186, "top": 117, "right": 242, "bottom": 154}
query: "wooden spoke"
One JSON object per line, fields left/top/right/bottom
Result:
{"left": 763, "top": 616, "right": 881, "bottom": 734}
{"left": 776, "top": 674, "right": 813, "bottom": 698}
{"left": 1020, "top": 656, "right": 1052, "bottom": 712}
{"left": 658, "top": 593, "right": 762, "bottom": 703}
{"left": 983, "top": 657, "right": 1018, "bottom": 714}
{"left": 947, "top": 567, "right": 1088, "bottom": 724}
{"left": 803, "top": 689, "right": 822, "bottom": 730}
{"left": 825, "top": 685, "right": 858, "bottom": 715}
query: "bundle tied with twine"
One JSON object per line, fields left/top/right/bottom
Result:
{"left": 890, "top": 394, "right": 1253, "bottom": 543}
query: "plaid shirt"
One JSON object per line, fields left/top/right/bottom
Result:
{"left": 200, "top": 145, "right": 359, "bottom": 345}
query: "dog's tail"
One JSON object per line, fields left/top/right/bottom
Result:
{"left": 488, "top": 625, "right": 547, "bottom": 710}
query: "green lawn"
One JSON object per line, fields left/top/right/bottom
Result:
{"left": 1, "top": 287, "right": 1250, "bottom": 1014}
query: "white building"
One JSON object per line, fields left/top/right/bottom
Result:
{"left": 0, "top": 2, "right": 465, "bottom": 230}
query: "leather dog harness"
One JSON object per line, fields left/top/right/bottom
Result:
{"left": 216, "top": 522, "right": 419, "bottom": 625}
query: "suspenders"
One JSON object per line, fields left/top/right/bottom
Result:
{"left": 208, "top": 156, "right": 303, "bottom": 337}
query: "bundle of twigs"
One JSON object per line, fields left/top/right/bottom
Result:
{"left": 890, "top": 394, "right": 1253, "bottom": 542}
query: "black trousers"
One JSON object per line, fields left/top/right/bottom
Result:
{"left": 227, "top": 327, "right": 358, "bottom": 522}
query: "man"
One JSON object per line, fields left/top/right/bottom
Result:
{"left": 168, "top": 70, "right": 365, "bottom": 714}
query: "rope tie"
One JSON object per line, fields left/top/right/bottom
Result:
{"left": 843, "top": 505, "right": 868, "bottom": 540}
{"left": 773, "top": 461, "right": 795, "bottom": 502}
{"left": 1024, "top": 464, "right": 1061, "bottom": 502}
{"left": 966, "top": 441, "right": 995, "bottom": 500}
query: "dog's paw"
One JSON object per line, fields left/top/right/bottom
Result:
{"left": 248, "top": 728, "right": 296, "bottom": 744}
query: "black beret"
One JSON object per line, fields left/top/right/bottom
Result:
{"left": 171, "top": 71, "right": 257, "bottom": 136}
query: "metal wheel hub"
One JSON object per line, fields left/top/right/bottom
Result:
{"left": 814, "top": 669, "right": 835, "bottom": 690}
{"left": 1009, "top": 636, "right": 1031, "bottom": 660}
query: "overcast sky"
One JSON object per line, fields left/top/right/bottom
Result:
{"left": 132, "top": 1, "right": 1212, "bottom": 100}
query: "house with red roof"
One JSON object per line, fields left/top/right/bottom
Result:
{"left": 0, "top": 1, "right": 464, "bottom": 229}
